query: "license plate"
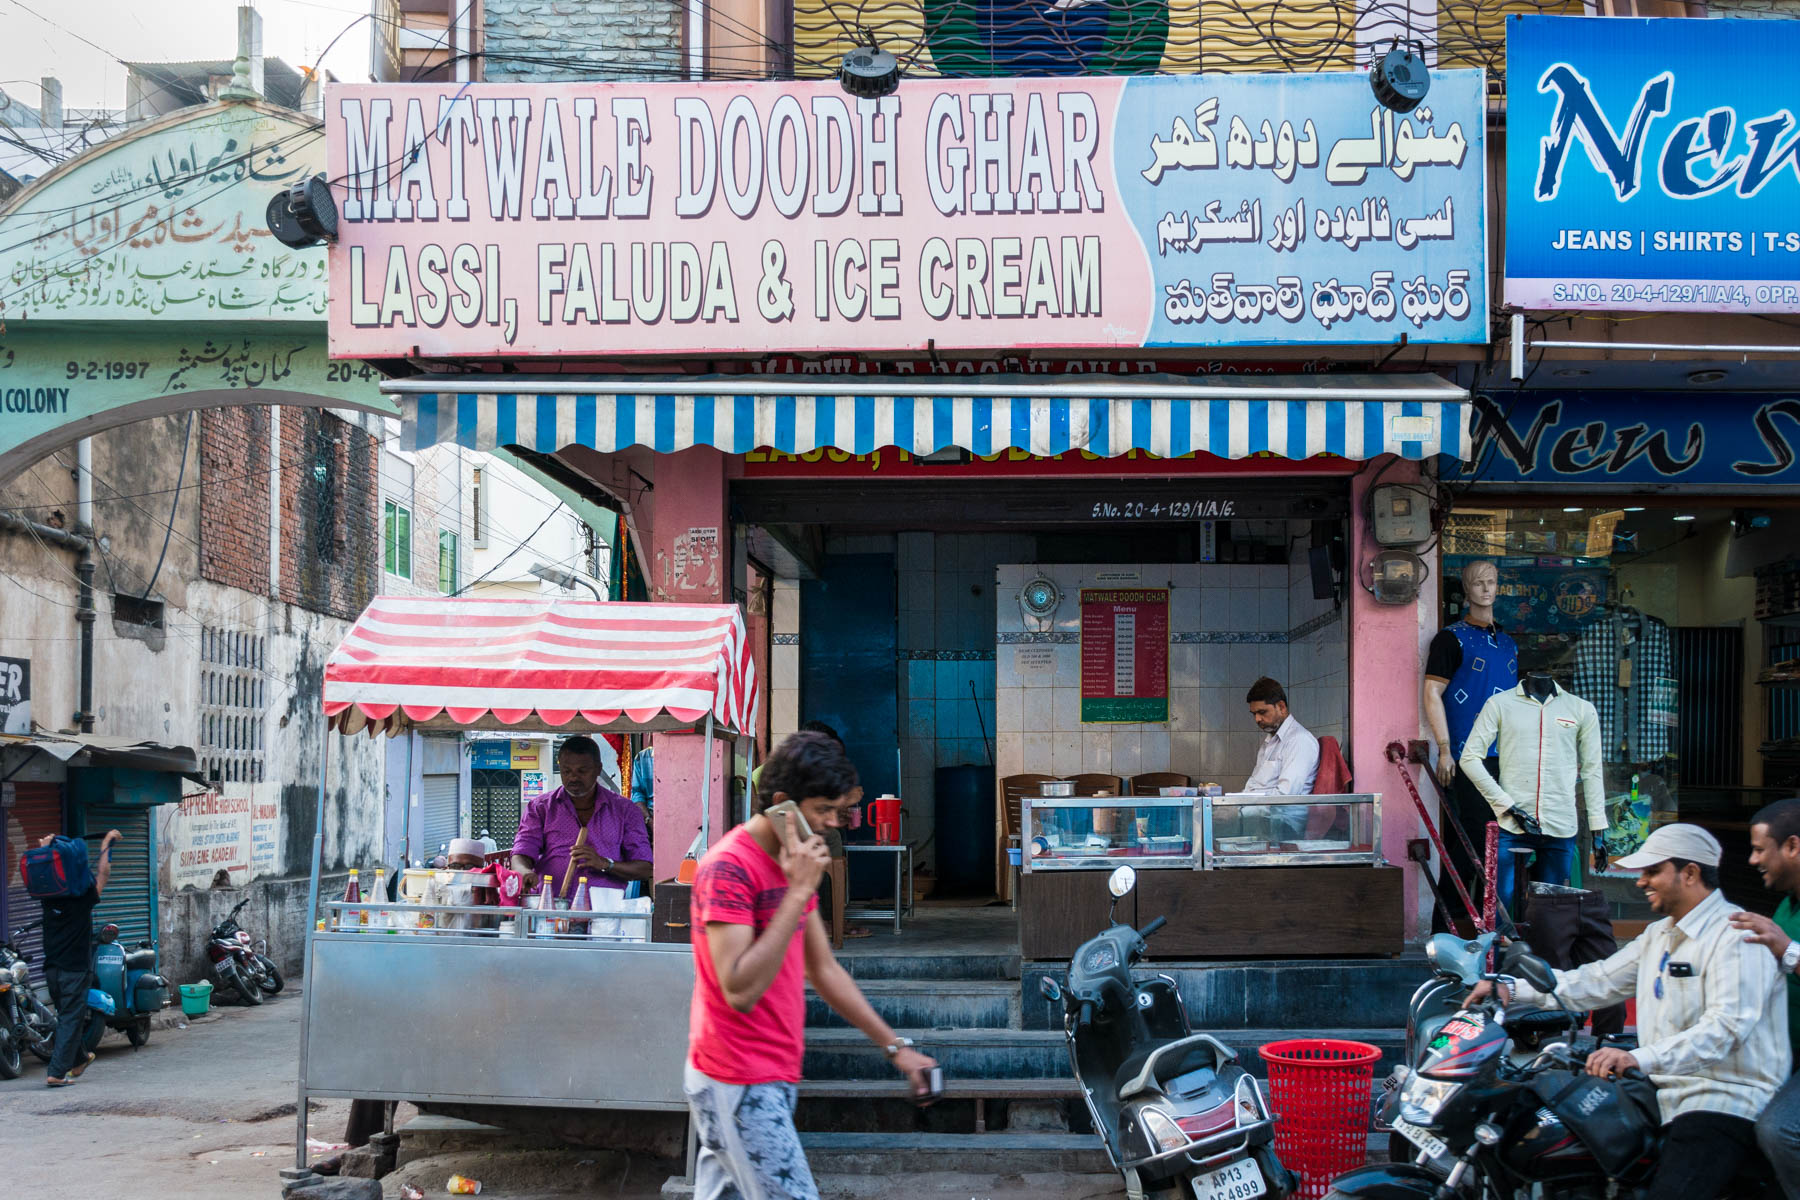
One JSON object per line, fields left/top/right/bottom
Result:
{"left": 1192, "top": 1158, "right": 1266, "bottom": 1200}
{"left": 1393, "top": 1116, "right": 1448, "bottom": 1161}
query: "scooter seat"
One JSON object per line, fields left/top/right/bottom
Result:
{"left": 123, "top": 948, "right": 157, "bottom": 971}
{"left": 1115, "top": 1035, "right": 1236, "bottom": 1101}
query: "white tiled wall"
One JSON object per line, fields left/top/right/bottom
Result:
{"left": 995, "top": 554, "right": 1347, "bottom": 787}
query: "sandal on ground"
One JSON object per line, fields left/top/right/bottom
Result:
{"left": 842, "top": 926, "right": 873, "bottom": 939}
{"left": 45, "top": 1076, "right": 73, "bottom": 1087}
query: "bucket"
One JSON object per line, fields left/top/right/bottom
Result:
{"left": 179, "top": 981, "right": 214, "bottom": 1017}
{"left": 869, "top": 796, "right": 901, "bottom": 844}
{"left": 1257, "top": 1038, "right": 1382, "bottom": 1199}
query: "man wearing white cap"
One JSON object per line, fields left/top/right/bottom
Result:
{"left": 1470, "top": 823, "right": 1788, "bottom": 1200}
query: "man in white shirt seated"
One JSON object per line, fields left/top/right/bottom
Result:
{"left": 1238, "top": 677, "right": 1320, "bottom": 841}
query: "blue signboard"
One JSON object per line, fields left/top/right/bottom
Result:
{"left": 1115, "top": 69, "right": 1489, "bottom": 345}
{"left": 469, "top": 741, "right": 513, "bottom": 770}
{"left": 1446, "top": 392, "right": 1800, "bottom": 487}
{"left": 1506, "top": 16, "right": 1800, "bottom": 313}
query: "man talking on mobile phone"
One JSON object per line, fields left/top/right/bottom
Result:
{"left": 684, "top": 730, "right": 938, "bottom": 1200}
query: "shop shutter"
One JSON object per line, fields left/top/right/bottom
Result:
{"left": 3, "top": 782, "right": 64, "bottom": 971}
{"left": 420, "top": 773, "right": 461, "bottom": 861}
{"left": 82, "top": 803, "right": 154, "bottom": 951}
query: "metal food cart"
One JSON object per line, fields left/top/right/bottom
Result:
{"left": 293, "top": 596, "right": 757, "bottom": 1169}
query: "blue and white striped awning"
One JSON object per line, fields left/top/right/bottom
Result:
{"left": 389, "top": 373, "right": 1470, "bottom": 462}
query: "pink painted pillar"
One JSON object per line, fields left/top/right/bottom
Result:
{"left": 1348, "top": 459, "right": 1434, "bottom": 943}
{"left": 649, "top": 449, "right": 734, "bottom": 882}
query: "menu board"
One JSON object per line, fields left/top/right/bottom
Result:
{"left": 1080, "top": 589, "right": 1169, "bottom": 723}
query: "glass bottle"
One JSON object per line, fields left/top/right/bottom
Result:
{"left": 342, "top": 869, "right": 362, "bottom": 929}
{"left": 372, "top": 867, "right": 388, "bottom": 928}
{"left": 570, "top": 876, "right": 592, "bottom": 936}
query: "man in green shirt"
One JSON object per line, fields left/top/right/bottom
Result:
{"left": 1734, "top": 797, "right": 1800, "bottom": 1197}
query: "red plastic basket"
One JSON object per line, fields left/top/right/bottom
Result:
{"left": 1257, "top": 1039, "right": 1381, "bottom": 1200}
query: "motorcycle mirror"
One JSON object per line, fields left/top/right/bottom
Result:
{"left": 1039, "top": 976, "right": 1063, "bottom": 1002}
{"left": 1107, "top": 866, "right": 1137, "bottom": 899}
{"left": 1503, "top": 946, "right": 1558, "bottom": 994}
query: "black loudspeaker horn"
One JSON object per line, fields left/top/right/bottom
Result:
{"left": 1371, "top": 42, "right": 1430, "bottom": 114}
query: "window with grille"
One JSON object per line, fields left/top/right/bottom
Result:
{"left": 385, "top": 499, "right": 413, "bottom": 580}
{"left": 471, "top": 467, "right": 486, "bottom": 548}
{"left": 200, "top": 626, "right": 267, "bottom": 784}
{"left": 439, "top": 530, "right": 459, "bottom": 594}
{"left": 312, "top": 422, "right": 340, "bottom": 564}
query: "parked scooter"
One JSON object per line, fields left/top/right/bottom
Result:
{"left": 206, "top": 897, "right": 282, "bottom": 1005}
{"left": 0, "top": 922, "right": 57, "bottom": 1077}
{"left": 1039, "top": 866, "right": 1295, "bottom": 1200}
{"left": 81, "top": 923, "right": 169, "bottom": 1051}
{"left": 1333, "top": 945, "right": 1707, "bottom": 1200}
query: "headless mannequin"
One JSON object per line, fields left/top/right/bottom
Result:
{"left": 1516, "top": 671, "right": 1606, "bottom": 872}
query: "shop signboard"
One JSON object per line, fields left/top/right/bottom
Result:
{"left": 0, "top": 656, "right": 28, "bottom": 734}
{"left": 741, "top": 446, "right": 1358, "bottom": 479}
{"left": 1507, "top": 16, "right": 1800, "bottom": 313}
{"left": 324, "top": 73, "right": 1488, "bottom": 357}
{"left": 1449, "top": 391, "right": 1800, "bottom": 488}
{"left": 1079, "top": 589, "right": 1168, "bottom": 723}
{"left": 473, "top": 739, "right": 544, "bottom": 770}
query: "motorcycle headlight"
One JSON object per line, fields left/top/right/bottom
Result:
{"left": 1141, "top": 1107, "right": 1190, "bottom": 1153}
{"left": 9, "top": 961, "right": 27, "bottom": 988}
{"left": 1399, "top": 1074, "right": 1463, "bottom": 1125}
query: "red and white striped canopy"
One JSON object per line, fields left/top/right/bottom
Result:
{"left": 322, "top": 597, "right": 757, "bottom": 737}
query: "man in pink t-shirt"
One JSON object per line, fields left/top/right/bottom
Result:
{"left": 686, "top": 731, "right": 936, "bottom": 1200}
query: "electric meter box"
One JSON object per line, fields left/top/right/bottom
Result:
{"left": 1371, "top": 484, "right": 1431, "bottom": 546}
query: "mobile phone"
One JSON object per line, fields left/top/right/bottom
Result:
{"left": 764, "top": 801, "right": 814, "bottom": 846}
{"left": 915, "top": 1066, "right": 945, "bottom": 1106}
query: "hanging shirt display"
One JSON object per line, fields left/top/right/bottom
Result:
{"left": 1425, "top": 619, "right": 1522, "bottom": 759}
{"left": 1571, "top": 610, "right": 1674, "bottom": 763}
{"left": 1459, "top": 682, "right": 1609, "bottom": 839}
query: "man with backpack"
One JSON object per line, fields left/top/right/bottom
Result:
{"left": 34, "top": 829, "right": 120, "bottom": 1087}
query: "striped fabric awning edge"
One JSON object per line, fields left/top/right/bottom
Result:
{"left": 392, "top": 373, "right": 1471, "bottom": 463}
{"left": 322, "top": 597, "right": 757, "bottom": 738}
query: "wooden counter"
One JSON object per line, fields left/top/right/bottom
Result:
{"left": 1019, "top": 866, "right": 1404, "bottom": 959}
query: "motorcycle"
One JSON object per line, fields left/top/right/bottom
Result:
{"left": 0, "top": 922, "right": 58, "bottom": 1077}
{"left": 1039, "top": 865, "right": 1295, "bottom": 1200}
{"left": 1331, "top": 945, "right": 1736, "bottom": 1200}
{"left": 206, "top": 897, "right": 283, "bottom": 1005}
{"left": 82, "top": 922, "right": 169, "bottom": 1051}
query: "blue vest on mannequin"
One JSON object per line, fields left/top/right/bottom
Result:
{"left": 1444, "top": 620, "right": 1520, "bottom": 758}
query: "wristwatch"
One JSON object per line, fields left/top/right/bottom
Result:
{"left": 1782, "top": 942, "right": 1800, "bottom": 976}
{"left": 884, "top": 1037, "right": 916, "bottom": 1060}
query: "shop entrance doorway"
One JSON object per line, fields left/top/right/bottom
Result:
{"left": 801, "top": 554, "right": 899, "bottom": 902}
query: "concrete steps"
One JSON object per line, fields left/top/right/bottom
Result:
{"left": 803, "top": 1025, "right": 1404, "bottom": 1082}
{"left": 805, "top": 979, "right": 1017, "bottom": 1030}
{"left": 838, "top": 951, "right": 1020, "bottom": 982}
{"left": 800, "top": 1131, "right": 1113, "bottom": 1175}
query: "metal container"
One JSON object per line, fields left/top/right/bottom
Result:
{"left": 1039, "top": 780, "right": 1076, "bottom": 798}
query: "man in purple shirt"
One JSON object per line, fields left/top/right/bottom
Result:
{"left": 511, "top": 736, "right": 653, "bottom": 894}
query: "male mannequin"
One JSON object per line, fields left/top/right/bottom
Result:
{"left": 1423, "top": 560, "right": 1519, "bottom": 911}
{"left": 1460, "top": 674, "right": 1608, "bottom": 911}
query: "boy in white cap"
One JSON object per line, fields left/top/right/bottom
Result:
{"left": 1469, "top": 823, "right": 1788, "bottom": 1200}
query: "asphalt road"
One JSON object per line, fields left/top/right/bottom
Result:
{"left": 0, "top": 990, "right": 352, "bottom": 1199}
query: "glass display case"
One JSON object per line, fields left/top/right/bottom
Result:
{"left": 1020, "top": 797, "right": 1200, "bottom": 871}
{"left": 1203, "top": 793, "right": 1382, "bottom": 867}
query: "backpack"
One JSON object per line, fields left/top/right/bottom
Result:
{"left": 19, "top": 835, "right": 95, "bottom": 899}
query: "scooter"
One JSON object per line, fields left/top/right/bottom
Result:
{"left": 82, "top": 922, "right": 169, "bottom": 1051}
{"left": 1334, "top": 945, "right": 1709, "bottom": 1200}
{"left": 1039, "top": 865, "right": 1295, "bottom": 1200}
{"left": 206, "top": 897, "right": 282, "bottom": 1005}
{"left": 1379, "top": 931, "right": 1499, "bottom": 1165}
{"left": 0, "top": 921, "right": 57, "bottom": 1077}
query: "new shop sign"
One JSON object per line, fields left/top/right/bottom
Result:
{"left": 1449, "top": 392, "right": 1800, "bottom": 487}
{"left": 324, "top": 74, "right": 1487, "bottom": 357}
{"left": 1507, "top": 16, "right": 1800, "bottom": 313}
